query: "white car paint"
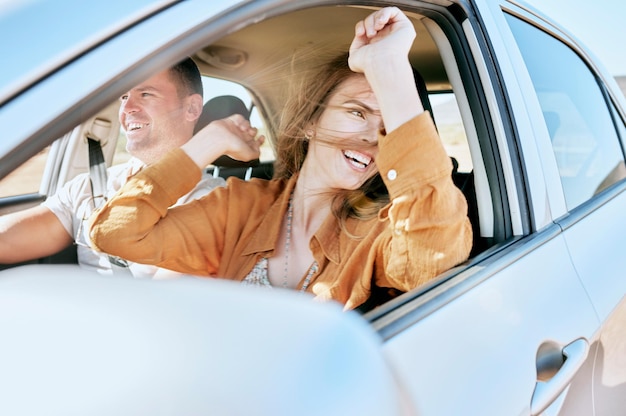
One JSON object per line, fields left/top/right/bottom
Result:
{"left": 1, "top": 0, "right": 625, "bottom": 415}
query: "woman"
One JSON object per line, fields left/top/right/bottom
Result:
{"left": 89, "top": 7, "right": 472, "bottom": 310}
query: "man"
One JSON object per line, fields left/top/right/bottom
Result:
{"left": 0, "top": 58, "right": 225, "bottom": 277}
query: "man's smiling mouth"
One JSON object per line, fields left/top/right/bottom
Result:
{"left": 127, "top": 122, "right": 148, "bottom": 131}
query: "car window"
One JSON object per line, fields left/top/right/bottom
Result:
{"left": 611, "top": 100, "right": 626, "bottom": 155}
{"left": 112, "top": 76, "right": 274, "bottom": 167}
{"left": 505, "top": 14, "right": 626, "bottom": 209}
{"left": 0, "top": 146, "right": 50, "bottom": 198}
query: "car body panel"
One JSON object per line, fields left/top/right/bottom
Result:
{"left": 375, "top": 231, "right": 599, "bottom": 415}
{"left": 560, "top": 191, "right": 626, "bottom": 323}
{"left": 591, "top": 301, "right": 626, "bottom": 415}
{"left": 497, "top": 4, "right": 626, "bottom": 414}
{"left": 560, "top": 191, "right": 626, "bottom": 415}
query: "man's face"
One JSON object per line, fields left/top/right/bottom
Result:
{"left": 118, "top": 69, "right": 200, "bottom": 163}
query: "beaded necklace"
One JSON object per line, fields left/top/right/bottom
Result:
{"left": 282, "top": 193, "right": 294, "bottom": 288}
{"left": 283, "top": 192, "right": 318, "bottom": 291}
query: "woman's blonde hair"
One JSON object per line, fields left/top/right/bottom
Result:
{"left": 274, "top": 53, "right": 389, "bottom": 233}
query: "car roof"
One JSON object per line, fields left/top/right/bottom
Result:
{"left": 191, "top": 4, "right": 449, "bottom": 139}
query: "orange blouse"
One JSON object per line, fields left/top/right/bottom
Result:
{"left": 90, "top": 112, "right": 472, "bottom": 310}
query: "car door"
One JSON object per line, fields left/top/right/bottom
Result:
{"left": 366, "top": 1, "right": 601, "bottom": 414}
{"left": 503, "top": 4, "right": 626, "bottom": 415}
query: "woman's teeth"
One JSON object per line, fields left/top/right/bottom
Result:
{"left": 343, "top": 150, "right": 371, "bottom": 168}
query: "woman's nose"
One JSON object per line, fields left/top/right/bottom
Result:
{"left": 361, "top": 126, "right": 381, "bottom": 144}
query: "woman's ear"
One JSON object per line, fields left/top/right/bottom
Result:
{"left": 305, "top": 122, "right": 316, "bottom": 140}
{"left": 186, "top": 94, "right": 203, "bottom": 122}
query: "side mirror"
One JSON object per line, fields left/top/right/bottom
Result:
{"left": 0, "top": 265, "right": 407, "bottom": 415}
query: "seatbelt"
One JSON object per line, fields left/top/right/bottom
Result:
{"left": 87, "top": 135, "right": 132, "bottom": 274}
{"left": 87, "top": 136, "right": 108, "bottom": 208}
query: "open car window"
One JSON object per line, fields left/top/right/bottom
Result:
{"left": 0, "top": 147, "right": 51, "bottom": 198}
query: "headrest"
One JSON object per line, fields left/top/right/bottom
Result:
{"left": 195, "top": 95, "right": 251, "bottom": 133}
{"left": 195, "top": 95, "right": 259, "bottom": 168}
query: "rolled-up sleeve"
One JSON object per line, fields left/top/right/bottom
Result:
{"left": 376, "top": 111, "right": 473, "bottom": 289}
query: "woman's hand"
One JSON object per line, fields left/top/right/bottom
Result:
{"left": 348, "top": 7, "right": 416, "bottom": 75}
{"left": 182, "top": 114, "right": 265, "bottom": 169}
{"left": 348, "top": 7, "right": 422, "bottom": 133}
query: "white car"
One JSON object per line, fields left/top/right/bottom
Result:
{"left": 1, "top": 1, "right": 625, "bottom": 415}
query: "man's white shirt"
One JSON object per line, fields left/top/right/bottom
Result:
{"left": 43, "top": 158, "right": 225, "bottom": 277}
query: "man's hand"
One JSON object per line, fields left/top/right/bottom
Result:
{"left": 182, "top": 114, "right": 265, "bottom": 169}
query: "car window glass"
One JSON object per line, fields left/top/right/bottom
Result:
{"left": 0, "top": 146, "right": 50, "bottom": 198}
{"left": 112, "top": 76, "right": 274, "bottom": 167}
{"left": 610, "top": 100, "right": 626, "bottom": 154}
{"left": 505, "top": 14, "right": 626, "bottom": 209}
{"left": 431, "top": 92, "right": 472, "bottom": 173}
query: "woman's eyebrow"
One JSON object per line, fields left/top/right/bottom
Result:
{"left": 343, "top": 99, "right": 381, "bottom": 116}
{"left": 343, "top": 99, "right": 380, "bottom": 115}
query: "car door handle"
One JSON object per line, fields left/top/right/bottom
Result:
{"left": 530, "top": 338, "right": 589, "bottom": 415}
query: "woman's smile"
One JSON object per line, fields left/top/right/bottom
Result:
{"left": 342, "top": 149, "right": 373, "bottom": 170}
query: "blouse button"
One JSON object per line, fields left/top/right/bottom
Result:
{"left": 387, "top": 169, "right": 397, "bottom": 180}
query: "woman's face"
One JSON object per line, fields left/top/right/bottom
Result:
{"left": 305, "top": 74, "right": 381, "bottom": 190}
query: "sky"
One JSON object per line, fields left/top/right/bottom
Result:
{"left": 523, "top": 0, "right": 626, "bottom": 76}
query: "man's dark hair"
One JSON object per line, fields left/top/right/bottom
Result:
{"left": 170, "top": 57, "right": 203, "bottom": 98}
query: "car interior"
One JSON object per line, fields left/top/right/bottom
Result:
{"left": 0, "top": 4, "right": 505, "bottom": 310}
